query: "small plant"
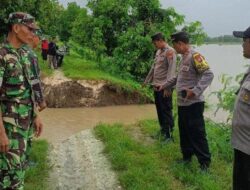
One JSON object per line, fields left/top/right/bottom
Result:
{"left": 210, "top": 73, "right": 242, "bottom": 122}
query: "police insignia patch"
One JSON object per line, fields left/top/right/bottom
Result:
{"left": 193, "top": 53, "right": 209, "bottom": 73}
{"left": 166, "top": 50, "right": 174, "bottom": 59}
{"left": 243, "top": 94, "right": 249, "bottom": 102}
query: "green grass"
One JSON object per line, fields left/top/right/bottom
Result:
{"left": 24, "top": 140, "right": 50, "bottom": 190}
{"left": 35, "top": 44, "right": 152, "bottom": 100}
{"left": 61, "top": 50, "right": 153, "bottom": 100}
{"left": 36, "top": 50, "right": 53, "bottom": 76}
{"left": 94, "top": 119, "right": 233, "bottom": 190}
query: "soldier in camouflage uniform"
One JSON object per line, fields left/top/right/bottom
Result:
{"left": 23, "top": 30, "right": 47, "bottom": 167}
{"left": 25, "top": 33, "right": 47, "bottom": 112}
{"left": 160, "top": 31, "right": 214, "bottom": 171}
{"left": 0, "top": 12, "right": 43, "bottom": 190}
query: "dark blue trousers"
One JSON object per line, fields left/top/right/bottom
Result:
{"left": 233, "top": 149, "right": 250, "bottom": 190}
{"left": 178, "top": 102, "right": 211, "bottom": 166}
{"left": 154, "top": 90, "right": 174, "bottom": 138}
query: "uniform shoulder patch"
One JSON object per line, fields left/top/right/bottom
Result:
{"left": 166, "top": 49, "right": 175, "bottom": 59}
{"left": 193, "top": 53, "right": 209, "bottom": 73}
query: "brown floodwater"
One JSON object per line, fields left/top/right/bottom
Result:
{"left": 39, "top": 103, "right": 226, "bottom": 144}
{"left": 39, "top": 104, "right": 157, "bottom": 143}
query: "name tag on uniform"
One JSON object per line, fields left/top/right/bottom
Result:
{"left": 158, "top": 56, "right": 165, "bottom": 62}
{"left": 182, "top": 65, "right": 189, "bottom": 72}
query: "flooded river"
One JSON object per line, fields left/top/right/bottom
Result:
{"left": 40, "top": 105, "right": 157, "bottom": 143}
{"left": 40, "top": 44, "right": 249, "bottom": 143}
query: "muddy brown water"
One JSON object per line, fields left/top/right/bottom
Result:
{"left": 40, "top": 104, "right": 157, "bottom": 144}
{"left": 39, "top": 103, "right": 224, "bottom": 144}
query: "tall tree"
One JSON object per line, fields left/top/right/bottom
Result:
{"left": 87, "top": 0, "right": 133, "bottom": 55}
{"left": 58, "top": 2, "right": 82, "bottom": 41}
{"left": 0, "top": 0, "right": 63, "bottom": 39}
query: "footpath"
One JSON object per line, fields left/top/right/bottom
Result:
{"left": 47, "top": 129, "right": 122, "bottom": 190}
{"left": 43, "top": 70, "right": 122, "bottom": 190}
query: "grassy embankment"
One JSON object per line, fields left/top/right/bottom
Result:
{"left": 62, "top": 49, "right": 152, "bottom": 100}
{"left": 24, "top": 140, "right": 50, "bottom": 190}
{"left": 37, "top": 42, "right": 153, "bottom": 100}
{"left": 94, "top": 118, "right": 233, "bottom": 190}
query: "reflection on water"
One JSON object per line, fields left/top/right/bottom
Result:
{"left": 40, "top": 45, "right": 249, "bottom": 143}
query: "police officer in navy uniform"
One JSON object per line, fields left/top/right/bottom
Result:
{"left": 232, "top": 26, "right": 250, "bottom": 190}
{"left": 161, "top": 31, "right": 214, "bottom": 171}
{"left": 144, "top": 32, "right": 177, "bottom": 143}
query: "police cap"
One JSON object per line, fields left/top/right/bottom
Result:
{"left": 8, "top": 12, "right": 39, "bottom": 30}
{"left": 233, "top": 26, "right": 250, "bottom": 38}
{"left": 151, "top": 32, "right": 165, "bottom": 41}
{"left": 170, "top": 31, "right": 189, "bottom": 43}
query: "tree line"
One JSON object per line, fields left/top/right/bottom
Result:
{"left": 205, "top": 35, "right": 241, "bottom": 44}
{"left": 0, "top": 0, "right": 206, "bottom": 81}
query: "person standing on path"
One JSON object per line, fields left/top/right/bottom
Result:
{"left": 41, "top": 38, "right": 49, "bottom": 62}
{"left": 144, "top": 32, "right": 177, "bottom": 143}
{"left": 48, "top": 37, "right": 58, "bottom": 69}
{"left": 26, "top": 32, "right": 47, "bottom": 112}
{"left": 160, "top": 31, "right": 214, "bottom": 171}
{"left": 0, "top": 12, "right": 43, "bottom": 189}
{"left": 232, "top": 26, "right": 250, "bottom": 190}
{"left": 24, "top": 31, "right": 47, "bottom": 168}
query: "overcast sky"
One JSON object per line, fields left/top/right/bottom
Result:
{"left": 58, "top": 0, "right": 250, "bottom": 37}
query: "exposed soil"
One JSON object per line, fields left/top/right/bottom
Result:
{"left": 42, "top": 70, "right": 152, "bottom": 108}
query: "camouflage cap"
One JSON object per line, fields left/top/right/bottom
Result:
{"left": 8, "top": 12, "right": 39, "bottom": 30}
{"left": 34, "top": 29, "right": 44, "bottom": 39}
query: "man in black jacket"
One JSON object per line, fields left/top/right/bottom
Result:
{"left": 48, "top": 38, "right": 58, "bottom": 69}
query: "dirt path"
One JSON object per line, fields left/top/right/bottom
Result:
{"left": 47, "top": 129, "right": 122, "bottom": 190}
{"left": 43, "top": 71, "right": 121, "bottom": 189}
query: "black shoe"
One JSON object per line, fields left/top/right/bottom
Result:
{"left": 200, "top": 164, "right": 209, "bottom": 173}
{"left": 151, "top": 131, "right": 164, "bottom": 140}
{"left": 176, "top": 158, "right": 192, "bottom": 165}
{"left": 161, "top": 137, "right": 174, "bottom": 145}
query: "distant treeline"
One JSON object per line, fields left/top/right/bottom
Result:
{"left": 205, "top": 35, "right": 242, "bottom": 44}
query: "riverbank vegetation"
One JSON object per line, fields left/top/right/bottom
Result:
{"left": 94, "top": 119, "right": 232, "bottom": 190}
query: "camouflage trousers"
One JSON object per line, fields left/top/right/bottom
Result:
{"left": 0, "top": 122, "right": 33, "bottom": 190}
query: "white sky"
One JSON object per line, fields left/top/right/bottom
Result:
{"left": 58, "top": 0, "right": 250, "bottom": 37}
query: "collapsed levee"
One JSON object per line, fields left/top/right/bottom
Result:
{"left": 42, "top": 73, "right": 152, "bottom": 108}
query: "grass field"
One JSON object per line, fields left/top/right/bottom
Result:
{"left": 94, "top": 119, "right": 232, "bottom": 190}
{"left": 24, "top": 140, "right": 50, "bottom": 190}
